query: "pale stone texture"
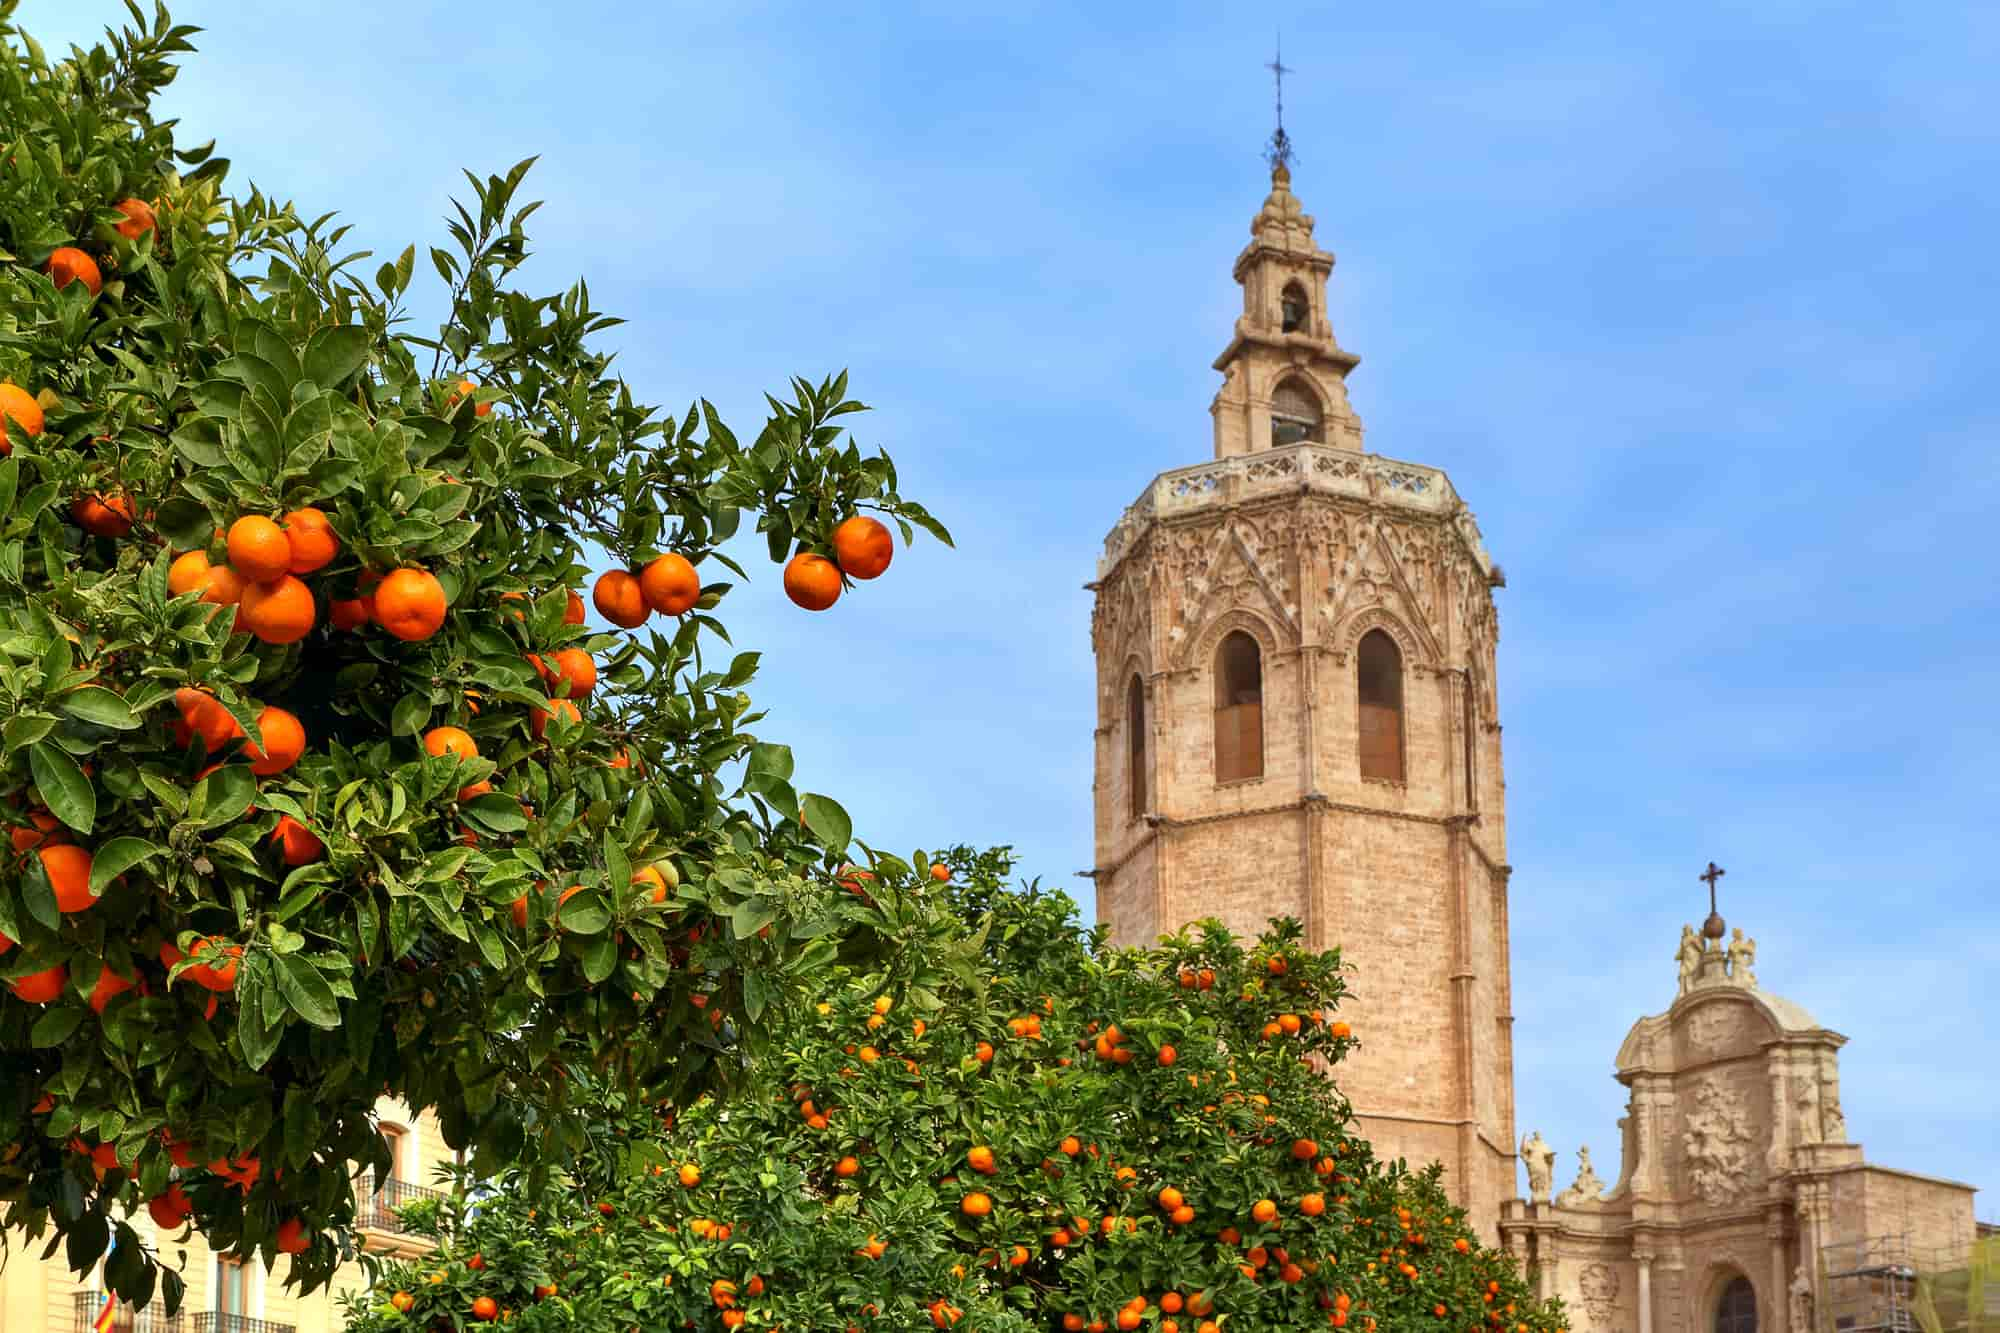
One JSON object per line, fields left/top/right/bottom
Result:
{"left": 1498, "top": 931, "right": 1982, "bottom": 1333}
{"left": 1090, "top": 162, "right": 1518, "bottom": 1242}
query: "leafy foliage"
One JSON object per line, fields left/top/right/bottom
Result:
{"left": 343, "top": 850, "right": 1570, "bottom": 1333}
{"left": 0, "top": 0, "right": 947, "bottom": 1311}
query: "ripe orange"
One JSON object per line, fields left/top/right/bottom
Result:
{"left": 450, "top": 379, "right": 491, "bottom": 418}
{"left": 167, "top": 550, "right": 214, "bottom": 596}
{"left": 71, "top": 492, "right": 134, "bottom": 537}
{"left": 40, "top": 843, "right": 97, "bottom": 914}
{"left": 390, "top": 1292, "right": 415, "bottom": 1314}
{"left": 961, "top": 1191, "right": 993, "bottom": 1218}
{"left": 835, "top": 1155, "right": 860, "bottom": 1178}
{"left": 1330, "top": 1021, "right": 1351, "bottom": 1040}
{"left": 271, "top": 815, "right": 323, "bottom": 866}
{"left": 174, "top": 687, "right": 243, "bottom": 751}
{"left": 374, "top": 568, "right": 448, "bottom": 641}
{"left": 10, "top": 809, "right": 60, "bottom": 854}
{"left": 329, "top": 596, "right": 369, "bottom": 630}
{"left": 1251, "top": 1199, "right": 1278, "bottom": 1224}
{"left": 113, "top": 198, "right": 156, "bottom": 239}
{"left": 246, "top": 706, "right": 304, "bottom": 776}
{"left": 283, "top": 507, "right": 339, "bottom": 574}
{"left": 1158, "top": 1044, "right": 1178, "bottom": 1066}
{"left": 227, "top": 515, "right": 291, "bottom": 583}
{"left": 968, "top": 1146, "right": 997, "bottom": 1175}
{"left": 546, "top": 647, "right": 596, "bottom": 698}
{"left": 1301, "top": 1192, "right": 1326, "bottom": 1217}
{"left": 633, "top": 864, "right": 671, "bottom": 903}
{"left": 470, "top": 1296, "right": 498, "bottom": 1321}
{"left": 593, "top": 570, "right": 649, "bottom": 628}
{"left": 564, "top": 590, "right": 586, "bottom": 625}
{"left": 833, "top": 515, "right": 894, "bottom": 580}
{"left": 678, "top": 1163, "right": 701, "bottom": 1187}
{"left": 783, "top": 553, "right": 842, "bottom": 611}
{"left": 147, "top": 1183, "right": 192, "bottom": 1230}
{"left": 8, "top": 963, "right": 66, "bottom": 1003}
{"left": 639, "top": 553, "right": 701, "bottom": 615}
{"left": 86, "top": 964, "right": 134, "bottom": 1013}
{"left": 1171, "top": 1203, "right": 1196, "bottom": 1225}
{"left": 276, "top": 1218, "right": 310, "bottom": 1254}
{"left": 1158, "top": 1186, "right": 1184, "bottom": 1211}
{"left": 0, "top": 382, "right": 44, "bottom": 453}
{"left": 240, "top": 574, "right": 315, "bottom": 644}
{"left": 47, "top": 246, "right": 102, "bottom": 295}
{"left": 532, "top": 696, "right": 581, "bottom": 740}
{"left": 423, "top": 726, "right": 479, "bottom": 762}
{"left": 1291, "top": 1137, "right": 1319, "bottom": 1161}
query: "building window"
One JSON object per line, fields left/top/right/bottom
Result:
{"left": 216, "top": 1255, "right": 250, "bottom": 1318}
{"left": 1271, "top": 378, "right": 1322, "bottom": 447}
{"left": 1281, "top": 281, "right": 1308, "bottom": 333}
{"left": 381, "top": 1123, "right": 406, "bottom": 1180}
{"left": 1214, "top": 631, "right": 1264, "bottom": 783}
{"left": 1126, "top": 674, "right": 1147, "bottom": 818}
{"left": 1462, "top": 682, "right": 1477, "bottom": 810}
{"left": 1715, "top": 1277, "right": 1757, "bottom": 1333}
{"left": 1357, "top": 629, "right": 1405, "bottom": 782}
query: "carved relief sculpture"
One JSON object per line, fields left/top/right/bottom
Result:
{"left": 1555, "top": 1145, "right": 1608, "bottom": 1207}
{"left": 1521, "top": 1130, "right": 1557, "bottom": 1203}
{"left": 1727, "top": 927, "right": 1758, "bottom": 988}
{"left": 1579, "top": 1262, "right": 1621, "bottom": 1333}
{"left": 1681, "top": 1076, "right": 1756, "bottom": 1204}
{"left": 1790, "top": 1266, "right": 1814, "bottom": 1333}
{"left": 1793, "top": 1070, "right": 1823, "bottom": 1147}
{"left": 1821, "top": 1080, "right": 1847, "bottom": 1143}
{"left": 1677, "top": 925, "right": 1704, "bottom": 996}
{"left": 1686, "top": 1004, "right": 1743, "bottom": 1054}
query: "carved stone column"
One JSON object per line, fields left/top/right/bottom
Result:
{"left": 1770, "top": 1209, "right": 1790, "bottom": 1333}
{"left": 1636, "top": 1249, "right": 1655, "bottom": 1333}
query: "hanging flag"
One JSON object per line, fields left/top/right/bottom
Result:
{"left": 95, "top": 1236, "right": 118, "bottom": 1333}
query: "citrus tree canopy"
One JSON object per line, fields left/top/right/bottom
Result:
{"left": 342, "top": 849, "right": 1570, "bottom": 1333}
{"left": 0, "top": 1, "right": 949, "bottom": 1311}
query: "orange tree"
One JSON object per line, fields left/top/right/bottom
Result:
{"left": 341, "top": 848, "right": 1569, "bottom": 1333}
{"left": 0, "top": 1, "right": 949, "bottom": 1313}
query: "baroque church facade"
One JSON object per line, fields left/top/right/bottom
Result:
{"left": 1085, "top": 159, "right": 1989, "bottom": 1333}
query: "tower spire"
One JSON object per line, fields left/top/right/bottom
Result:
{"left": 1264, "top": 35, "right": 1295, "bottom": 172}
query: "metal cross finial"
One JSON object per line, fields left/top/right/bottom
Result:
{"left": 1264, "top": 35, "right": 1296, "bottom": 171}
{"left": 1699, "top": 861, "right": 1727, "bottom": 942}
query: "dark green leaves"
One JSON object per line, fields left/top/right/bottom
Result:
{"left": 88, "top": 837, "right": 159, "bottom": 893}
{"left": 29, "top": 741, "right": 93, "bottom": 834}
{"left": 303, "top": 324, "right": 372, "bottom": 388}
{"left": 801, "top": 793, "right": 851, "bottom": 851}
{"left": 275, "top": 955, "right": 340, "bottom": 1029}
{"left": 60, "top": 685, "right": 139, "bottom": 730}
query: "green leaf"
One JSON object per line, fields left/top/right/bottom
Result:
{"left": 59, "top": 686, "right": 139, "bottom": 730}
{"left": 88, "top": 838, "right": 160, "bottom": 893}
{"left": 29, "top": 741, "right": 94, "bottom": 835}
{"left": 730, "top": 900, "right": 778, "bottom": 940}
{"left": 556, "top": 888, "right": 610, "bottom": 935}
{"left": 152, "top": 496, "right": 214, "bottom": 549}
{"left": 389, "top": 691, "right": 430, "bottom": 738}
{"left": 274, "top": 954, "right": 340, "bottom": 1029}
{"left": 580, "top": 933, "right": 616, "bottom": 983}
{"left": 800, "top": 793, "right": 850, "bottom": 851}
{"left": 31, "top": 1004, "right": 84, "bottom": 1047}
{"left": 197, "top": 767, "right": 257, "bottom": 829}
{"left": 3, "top": 714, "right": 56, "bottom": 753}
{"left": 464, "top": 793, "right": 527, "bottom": 834}
{"left": 302, "top": 325, "right": 372, "bottom": 388}
{"left": 0, "top": 456, "right": 18, "bottom": 519}
{"left": 603, "top": 832, "right": 630, "bottom": 901}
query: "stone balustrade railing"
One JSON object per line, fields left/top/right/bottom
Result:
{"left": 1095, "top": 444, "right": 1494, "bottom": 582}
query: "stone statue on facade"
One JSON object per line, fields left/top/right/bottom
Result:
{"left": 1521, "top": 1130, "right": 1557, "bottom": 1203}
{"left": 1677, "top": 924, "right": 1704, "bottom": 996}
{"left": 1555, "top": 1144, "right": 1607, "bottom": 1207}
{"left": 1790, "top": 1265, "right": 1814, "bottom": 1333}
{"left": 1727, "top": 927, "right": 1758, "bottom": 988}
{"left": 1822, "top": 1081, "right": 1847, "bottom": 1143}
{"left": 1794, "top": 1070, "right": 1823, "bottom": 1146}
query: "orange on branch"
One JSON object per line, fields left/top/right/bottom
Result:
{"left": 532, "top": 696, "right": 581, "bottom": 740}
{"left": 227, "top": 515, "right": 291, "bottom": 583}
{"left": 547, "top": 647, "right": 597, "bottom": 697}
{"left": 423, "top": 726, "right": 479, "bottom": 762}
{"left": 0, "top": 382, "right": 44, "bottom": 452}
{"left": 373, "top": 567, "right": 448, "bottom": 641}
{"left": 245, "top": 705, "right": 304, "bottom": 776}
{"left": 271, "top": 815, "right": 324, "bottom": 866}
{"left": 8, "top": 963, "right": 66, "bottom": 1003}
{"left": 282, "top": 507, "right": 338, "bottom": 574}
{"left": 593, "top": 570, "right": 649, "bottom": 628}
{"left": 113, "top": 197, "right": 157, "bottom": 239}
{"left": 71, "top": 492, "right": 134, "bottom": 537}
{"left": 783, "top": 552, "right": 842, "bottom": 611}
{"left": 240, "top": 574, "right": 315, "bottom": 644}
{"left": 639, "top": 553, "right": 701, "bottom": 615}
{"left": 833, "top": 515, "right": 894, "bottom": 579}
{"left": 47, "top": 245, "right": 101, "bottom": 295}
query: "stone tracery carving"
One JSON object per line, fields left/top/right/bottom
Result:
{"left": 1681, "top": 1076, "right": 1756, "bottom": 1205}
{"left": 1579, "top": 1262, "right": 1621, "bottom": 1333}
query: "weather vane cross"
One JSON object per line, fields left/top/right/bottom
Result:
{"left": 1264, "top": 35, "right": 1296, "bottom": 171}
{"left": 1699, "top": 861, "right": 1727, "bottom": 942}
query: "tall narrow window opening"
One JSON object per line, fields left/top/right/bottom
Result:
{"left": 216, "top": 1255, "right": 250, "bottom": 1318}
{"left": 1357, "top": 629, "right": 1405, "bottom": 782}
{"left": 1462, "top": 682, "right": 1478, "bottom": 809}
{"left": 1126, "top": 674, "right": 1147, "bottom": 818}
{"left": 1271, "top": 378, "right": 1323, "bottom": 447}
{"left": 1281, "top": 281, "right": 1309, "bottom": 333}
{"left": 1214, "top": 632, "right": 1264, "bottom": 782}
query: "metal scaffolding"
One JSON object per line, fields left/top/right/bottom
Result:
{"left": 1823, "top": 1233, "right": 2000, "bottom": 1333}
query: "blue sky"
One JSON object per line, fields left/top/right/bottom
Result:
{"left": 21, "top": 2, "right": 1995, "bottom": 1223}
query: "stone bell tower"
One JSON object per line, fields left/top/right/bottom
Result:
{"left": 1086, "top": 156, "right": 1520, "bottom": 1240}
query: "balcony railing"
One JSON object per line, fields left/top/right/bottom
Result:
{"left": 355, "top": 1172, "right": 445, "bottom": 1233}
{"left": 69, "top": 1295, "right": 294, "bottom": 1333}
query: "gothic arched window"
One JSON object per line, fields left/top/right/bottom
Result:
{"left": 1271, "top": 378, "right": 1322, "bottom": 447}
{"left": 1281, "top": 280, "right": 1309, "bottom": 334}
{"left": 1214, "top": 631, "right": 1264, "bottom": 783}
{"left": 1715, "top": 1277, "right": 1758, "bottom": 1333}
{"left": 1357, "top": 629, "right": 1404, "bottom": 782}
{"left": 1126, "top": 674, "right": 1147, "bottom": 818}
